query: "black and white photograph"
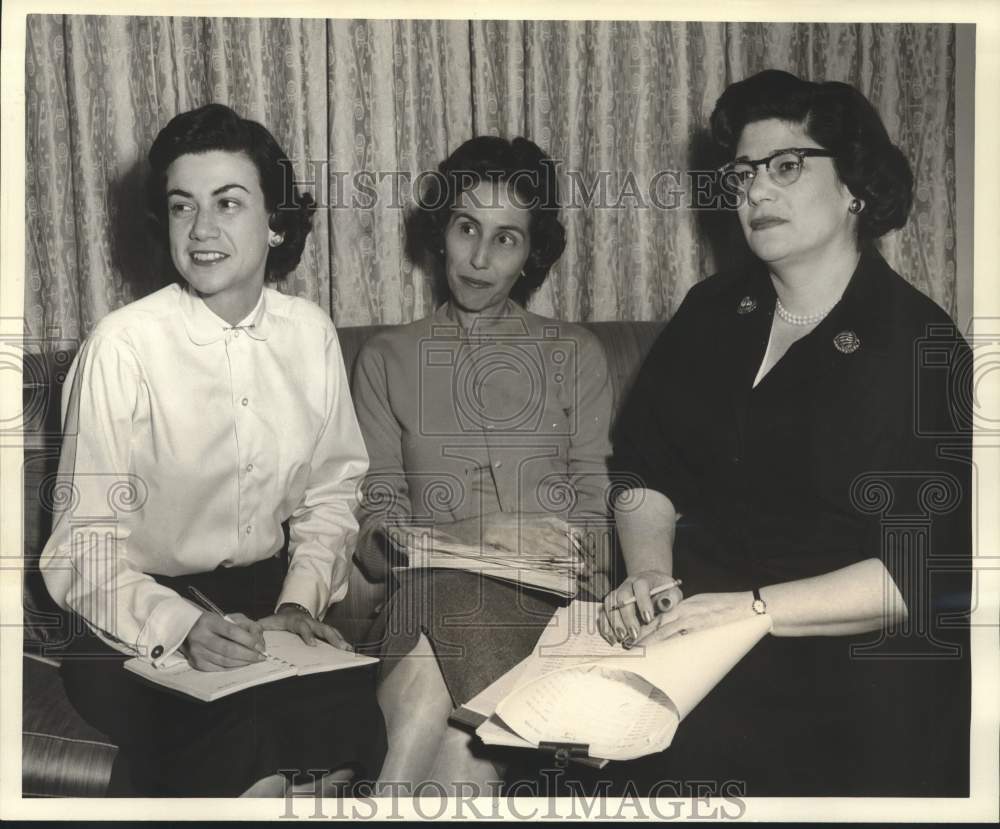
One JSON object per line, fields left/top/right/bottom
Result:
{"left": 1, "top": 0, "right": 997, "bottom": 821}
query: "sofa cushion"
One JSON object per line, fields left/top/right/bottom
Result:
{"left": 22, "top": 655, "right": 116, "bottom": 797}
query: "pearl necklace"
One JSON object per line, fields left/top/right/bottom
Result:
{"left": 775, "top": 297, "right": 835, "bottom": 326}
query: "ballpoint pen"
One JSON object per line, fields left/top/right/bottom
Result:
{"left": 187, "top": 586, "right": 270, "bottom": 658}
{"left": 187, "top": 586, "right": 235, "bottom": 622}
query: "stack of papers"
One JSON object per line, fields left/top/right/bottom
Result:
{"left": 390, "top": 527, "right": 580, "bottom": 598}
{"left": 455, "top": 600, "right": 772, "bottom": 762}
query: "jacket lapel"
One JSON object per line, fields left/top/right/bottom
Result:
{"left": 753, "top": 247, "right": 893, "bottom": 398}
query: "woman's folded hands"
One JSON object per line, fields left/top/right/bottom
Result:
{"left": 599, "top": 576, "right": 757, "bottom": 647}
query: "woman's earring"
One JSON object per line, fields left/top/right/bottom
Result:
{"left": 848, "top": 198, "right": 865, "bottom": 215}
{"left": 269, "top": 233, "right": 285, "bottom": 248}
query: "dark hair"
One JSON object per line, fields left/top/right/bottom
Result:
{"left": 710, "top": 69, "right": 913, "bottom": 241}
{"left": 146, "top": 103, "right": 315, "bottom": 280}
{"left": 411, "top": 136, "right": 566, "bottom": 305}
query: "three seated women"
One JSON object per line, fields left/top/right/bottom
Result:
{"left": 41, "top": 68, "right": 970, "bottom": 799}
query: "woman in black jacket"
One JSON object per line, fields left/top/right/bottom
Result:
{"left": 602, "top": 70, "right": 971, "bottom": 796}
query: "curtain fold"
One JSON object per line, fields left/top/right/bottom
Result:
{"left": 25, "top": 16, "right": 958, "bottom": 344}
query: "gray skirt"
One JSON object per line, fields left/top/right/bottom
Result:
{"left": 363, "top": 570, "right": 565, "bottom": 705}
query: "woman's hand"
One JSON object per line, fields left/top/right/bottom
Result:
{"left": 634, "top": 591, "right": 755, "bottom": 645}
{"left": 438, "top": 512, "right": 586, "bottom": 570}
{"left": 598, "top": 571, "right": 683, "bottom": 645}
{"left": 258, "top": 604, "right": 354, "bottom": 651}
{"left": 181, "top": 612, "right": 267, "bottom": 671}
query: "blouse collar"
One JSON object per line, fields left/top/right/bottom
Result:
{"left": 181, "top": 285, "right": 271, "bottom": 346}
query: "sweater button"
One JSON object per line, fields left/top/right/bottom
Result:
{"left": 151, "top": 645, "right": 164, "bottom": 659}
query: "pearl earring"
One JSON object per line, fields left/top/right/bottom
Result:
{"left": 848, "top": 198, "right": 865, "bottom": 215}
{"left": 269, "top": 234, "right": 284, "bottom": 248}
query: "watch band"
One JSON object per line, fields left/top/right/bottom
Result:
{"left": 278, "top": 601, "right": 313, "bottom": 619}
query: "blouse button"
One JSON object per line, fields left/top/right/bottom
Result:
{"left": 245, "top": 525, "right": 253, "bottom": 535}
{"left": 151, "top": 645, "right": 164, "bottom": 659}
{"left": 246, "top": 463, "right": 254, "bottom": 473}
{"left": 233, "top": 330, "right": 241, "bottom": 338}
{"left": 241, "top": 397, "right": 249, "bottom": 407}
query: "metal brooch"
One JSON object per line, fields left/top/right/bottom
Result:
{"left": 737, "top": 296, "right": 757, "bottom": 315}
{"left": 833, "top": 330, "right": 861, "bottom": 354}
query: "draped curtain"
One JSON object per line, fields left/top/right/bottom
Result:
{"left": 25, "top": 16, "right": 957, "bottom": 344}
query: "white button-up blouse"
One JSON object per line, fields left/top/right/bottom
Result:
{"left": 40, "top": 284, "right": 368, "bottom": 666}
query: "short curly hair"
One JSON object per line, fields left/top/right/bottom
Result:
{"left": 411, "top": 136, "right": 566, "bottom": 305}
{"left": 710, "top": 69, "right": 913, "bottom": 241}
{"left": 147, "top": 103, "right": 315, "bottom": 280}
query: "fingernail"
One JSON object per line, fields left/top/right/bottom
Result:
{"left": 641, "top": 611, "right": 652, "bottom": 624}
{"left": 622, "top": 637, "right": 635, "bottom": 650}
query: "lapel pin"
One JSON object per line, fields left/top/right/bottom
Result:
{"left": 833, "top": 331, "right": 861, "bottom": 354}
{"left": 737, "top": 296, "right": 757, "bottom": 315}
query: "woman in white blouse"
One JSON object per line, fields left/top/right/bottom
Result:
{"left": 40, "top": 104, "right": 385, "bottom": 797}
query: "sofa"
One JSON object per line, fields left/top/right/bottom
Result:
{"left": 20, "top": 319, "right": 665, "bottom": 797}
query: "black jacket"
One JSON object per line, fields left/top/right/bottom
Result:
{"left": 614, "top": 248, "right": 971, "bottom": 796}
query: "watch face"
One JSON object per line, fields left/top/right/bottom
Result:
{"left": 752, "top": 599, "right": 767, "bottom": 615}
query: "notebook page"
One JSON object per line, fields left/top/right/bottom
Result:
{"left": 124, "top": 655, "right": 296, "bottom": 702}
{"left": 264, "top": 631, "right": 378, "bottom": 675}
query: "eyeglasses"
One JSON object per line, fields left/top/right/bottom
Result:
{"left": 719, "top": 148, "right": 836, "bottom": 193}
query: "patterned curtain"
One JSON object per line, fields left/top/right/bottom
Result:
{"left": 25, "top": 17, "right": 957, "bottom": 344}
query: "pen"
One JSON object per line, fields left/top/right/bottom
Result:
{"left": 187, "top": 586, "right": 269, "bottom": 658}
{"left": 606, "top": 579, "right": 683, "bottom": 614}
{"left": 187, "top": 586, "right": 235, "bottom": 622}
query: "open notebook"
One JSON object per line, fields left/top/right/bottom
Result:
{"left": 453, "top": 600, "right": 771, "bottom": 763}
{"left": 124, "top": 631, "right": 378, "bottom": 702}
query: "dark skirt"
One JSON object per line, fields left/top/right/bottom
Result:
{"left": 363, "top": 569, "right": 564, "bottom": 706}
{"left": 59, "top": 557, "right": 387, "bottom": 797}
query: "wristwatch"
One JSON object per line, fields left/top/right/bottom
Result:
{"left": 278, "top": 602, "right": 313, "bottom": 619}
{"left": 751, "top": 587, "right": 767, "bottom": 615}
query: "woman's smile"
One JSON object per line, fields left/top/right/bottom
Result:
{"left": 166, "top": 150, "right": 272, "bottom": 324}
{"left": 189, "top": 250, "right": 230, "bottom": 265}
